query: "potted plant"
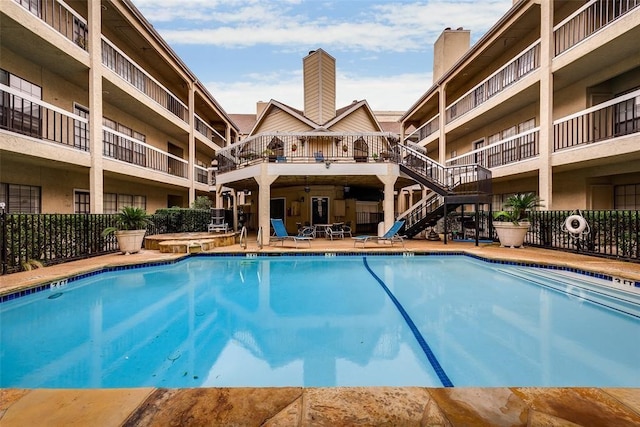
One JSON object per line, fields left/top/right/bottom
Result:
{"left": 291, "top": 143, "right": 298, "bottom": 152}
{"left": 372, "top": 153, "right": 379, "bottom": 162}
{"left": 342, "top": 144, "right": 348, "bottom": 153}
{"left": 102, "top": 207, "right": 152, "bottom": 254}
{"left": 492, "top": 193, "right": 542, "bottom": 248}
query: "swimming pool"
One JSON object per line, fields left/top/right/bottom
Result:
{"left": 1, "top": 254, "right": 638, "bottom": 388}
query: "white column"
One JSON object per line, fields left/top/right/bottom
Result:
{"left": 377, "top": 170, "right": 397, "bottom": 230}
{"left": 88, "top": 1, "right": 103, "bottom": 213}
{"left": 256, "top": 165, "right": 278, "bottom": 244}
{"left": 188, "top": 82, "right": 196, "bottom": 206}
{"left": 437, "top": 84, "right": 447, "bottom": 164}
{"left": 538, "top": 0, "right": 554, "bottom": 209}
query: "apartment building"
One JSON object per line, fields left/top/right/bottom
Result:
{"left": 0, "top": 0, "right": 238, "bottom": 214}
{"left": 401, "top": 0, "right": 640, "bottom": 212}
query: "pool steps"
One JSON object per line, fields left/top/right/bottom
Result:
{"left": 499, "top": 267, "right": 640, "bottom": 318}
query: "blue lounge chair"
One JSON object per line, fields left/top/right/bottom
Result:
{"left": 270, "top": 218, "right": 312, "bottom": 247}
{"left": 353, "top": 220, "right": 406, "bottom": 248}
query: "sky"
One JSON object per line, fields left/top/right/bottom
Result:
{"left": 130, "top": 0, "right": 513, "bottom": 115}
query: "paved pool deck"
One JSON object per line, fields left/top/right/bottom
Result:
{"left": 1, "top": 237, "right": 639, "bottom": 426}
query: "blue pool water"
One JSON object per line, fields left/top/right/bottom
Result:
{"left": 1, "top": 255, "right": 638, "bottom": 389}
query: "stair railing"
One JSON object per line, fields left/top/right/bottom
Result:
{"left": 239, "top": 226, "right": 248, "bottom": 249}
{"left": 256, "top": 226, "right": 263, "bottom": 249}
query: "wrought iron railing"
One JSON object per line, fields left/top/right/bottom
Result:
{"left": 554, "top": 0, "right": 640, "bottom": 56}
{"left": 400, "top": 193, "right": 443, "bottom": 232}
{"left": 102, "top": 127, "right": 188, "bottom": 178}
{"left": 101, "top": 38, "right": 188, "bottom": 122}
{"left": 216, "top": 132, "right": 400, "bottom": 173}
{"left": 554, "top": 89, "right": 640, "bottom": 151}
{"left": 446, "top": 41, "right": 540, "bottom": 123}
{"left": 0, "top": 84, "right": 90, "bottom": 151}
{"left": 447, "top": 128, "right": 540, "bottom": 168}
{"left": 194, "top": 165, "right": 209, "bottom": 184}
{"left": 403, "top": 114, "right": 439, "bottom": 144}
{"left": 525, "top": 210, "right": 639, "bottom": 262}
{"left": 195, "top": 114, "right": 226, "bottom": 145}
{"left": 13, "top": 0, "right": 88, "bottom": 51}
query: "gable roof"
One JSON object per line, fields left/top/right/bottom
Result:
{"left": 249, "top": 99, "right": 319, "bottom": 135}
{"left": 324, "top": 100, "right": 384, "bottom": 132}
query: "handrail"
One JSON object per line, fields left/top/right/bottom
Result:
{"left": 239, "top": 226, "right": 248, "bottom": 250}
{"left": 256, "top": 226, "right": 263, "bottom": 249}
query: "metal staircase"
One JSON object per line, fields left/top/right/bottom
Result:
{"left": 396, "top": 145, "right": 492, "bottom": 238}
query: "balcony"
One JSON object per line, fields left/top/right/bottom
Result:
{"left": 194, "top": 165, "right": 209, "bottom": 184}
{"left": 216, "top": 132, "right": 399, "bottom": 173}
{"left": 447, "top": 128, "right": 540, "bottom": 169}
{"left": 102, "top": 38, "right": 188, "bottom": 122}
{"left": 13, "top": 0, "right": 88, "bottom": 51}
{"left": 446, "top": 41, "right": 540, "bottom": 124}
{"left": 0, "top": 84, "right": 89, "bottom": 151}
{"left": 195, "top": 114, "right": 226, "bottom": 145}
{"left": 403, "top": 114, "right": 439, "bottom": 145}
{"left": 102, "top": 128, "right": 188, "bottom": 179}
{"left": 554, "top": 0, "right": 640, "bottom": 56}
{"left": 554, "top": 89, "right": 640, "bottom": 151}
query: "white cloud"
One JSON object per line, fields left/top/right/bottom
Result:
{"left": 207, "top": 70, "right": 432, "bottom": 114}
{"left": 133, "top": 0, "right": 512, "bottom": 52}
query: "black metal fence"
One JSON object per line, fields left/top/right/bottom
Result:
{"left": 2, "top": 209, "right": 638, "bottom": 274}
{"left": 445, "top": 209, "right": 639, "bottom": 262}
{"left": 0, "top": 209, "right": 218, "bottom": 275}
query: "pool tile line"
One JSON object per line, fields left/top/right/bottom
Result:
{"left": 3, "top": 251, "right": 639, "bottom": 304}
{"left": 361, "top": 256, "right": 454, "bottom": 388}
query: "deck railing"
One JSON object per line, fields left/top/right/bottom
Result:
{"left": 0, "top": 84, "right": 90, "bottom": 151}
{"left": 102, "top": 128, "right": 188, "bottom": 178}
{"left": 194, "top": 165, "right": 209, "bottom": 184}
{"left": 403, "top": 115, "right": 439, "bottom": 144}
{"left": 101, "top": 38, "right": 188, "bottom": 122}
{"left": 194, "top": 114, "right": 226, "bottom": 145}
{"left": 216, "top": 132, "right": 400, "bottom": 173}
{"left": 554, "top": 89, "right": 640, "bottom": 151}
{"left": 446, "top": 41, "right": 540, "bottom": 123}
{"left": 447, "top": 128, "right": 540, "bottom": 168}
{"left": 554, "top": 0, "right": 640, "bottom": 56}
{"left": 13, "top": 0, "right": 88, "bottom": 50}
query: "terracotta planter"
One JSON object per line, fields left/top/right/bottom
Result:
{"left": 115, "top": 229, "right": 146, "bottom": 254}
{"left": 493, "top": 221, "right": 529, "bottom": 248}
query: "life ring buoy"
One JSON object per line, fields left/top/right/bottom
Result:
{"left": 565, "top": 215, "right": 587, "bottom": 234}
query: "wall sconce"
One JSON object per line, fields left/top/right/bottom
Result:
{"left": 304, "top": 186, "right": 310, "bottom": 193}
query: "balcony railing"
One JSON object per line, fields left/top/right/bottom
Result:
{"left": 554, "top": 0, "right": 640, "bottom": 56}
{"left": 403, "top": 114, "right": 439, "bottom": 144}
{"left": 554, "top": 89, "right": 640, "bottom": 151}
{"left": 101, "top": 38, "right": 188, "bottom": 122}
{"left": 194, "top": 114, "right": 226, "bottom": 145}
{"left": 446, "top": 41, "right": 540, "bottom": 124}
{"left": 0, "top": 84, "right": 90, "bottom": 151}
{"left": 194, "top": 165, "right": 209, "bottom": 184}
{"left": 13, "top": 0, "right": 88, "bottom": 51}
{"left": 216, "top": 132, "right": 400, "bottom": 173}
{"left": 102, "top": 127, "right": 188, "bottom": 178}
{"left": 447, "top": 128, "right": 540, "bottom": 169}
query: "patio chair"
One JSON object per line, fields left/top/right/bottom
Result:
{"left": 270, "top": 218, "right": 312, "bottom": 247}
{"left": 342, "top": 221, "right": 353, "bottom": 238}
{"left": 208, "top": 208, "right": 228, "bottom": 233}
{"left": 325, "top": 223, "right": 345, "bottom": 240}
{"left": 352, "top": 220, "right": 406, "bottom": 248}
{"left": 298, "top": 225, "right": 316, "bottom": 239}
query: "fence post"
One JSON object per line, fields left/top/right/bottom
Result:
{"left": 1, "top": 202, "right": 6, "bottom": 275}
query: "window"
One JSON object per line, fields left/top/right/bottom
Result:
{"left": 518, "top": 118, "right": 536, "bottom": 160}
{"left": 487, "top": 133, "right": 501, "bottom": 167}
{"left": 0, "top": 183, "right": 41, "bottom": 213}
{"left": 74, "top": 190, "right": 90, "bottom": 214}
{"left": 614, "top": 184, "right": 640, "bottom": 210}
{"left": 102, "top": 117, "right": 146, "bottom": 165}
{"left": 104, "top": 193, "right": 146, "bottom": 213}
{"left": 73, "top": 18, "right": 88, "bottom": 49}
{"left": 614, "top": 94, "right": 640, "bottom": 136}
{"left": 0, "top": 69, "right": 42, "bottom": 137}
{"left": 74, "top": 104, "right": 89, "bottom": 151}
{"left": 473, "top": 139, "right": 485, "bottom": 166}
